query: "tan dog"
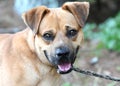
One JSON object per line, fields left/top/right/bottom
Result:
{"left": 0, "top": 2, "right": 89, "bottom": 86}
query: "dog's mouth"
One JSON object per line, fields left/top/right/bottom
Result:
{"left": 57, "top": 46, "right": 79, "bottom": 74}
{"left": 56, "top": 56, "right": 76, "bottom": 74}
{"left": 57, "top": 62, "right": 72, "bottom": 74}
{"left": 58, "top": 62, "right": 71, "bottom": 72}
{"left": 44, "top": 46, "right": 79, "bottom": 74}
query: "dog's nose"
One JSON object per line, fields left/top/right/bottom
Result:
{"left": 55, "top": 46, "right": 70, "bottom": 58}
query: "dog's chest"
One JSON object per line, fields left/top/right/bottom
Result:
{"left": 23, "top": 70, "right": 61, "bottom": 86}
{"left": 38, "top": 74, "right": 61, "bottom": 86}
{"left": 21, "top": 60, "right": 61, "bottom": 86}
{"left": 22, "top": 64, "right": 40, "bottom": 86}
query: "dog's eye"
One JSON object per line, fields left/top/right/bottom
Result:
{"left": 67, "top": 29, "right": 78, "bottom": 38}
{"left": 43, "top": 33, "right": 54, "bottom": 41}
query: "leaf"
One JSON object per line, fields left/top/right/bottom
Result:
{"left": 107, "top": 82, "right": 117, "bottom": 86}
{"left": 107, "top": 40, "right": 116, "bottom": 49}
{"left": 61, "top": 82, "right": 71, "bottom": 86}
{"left": 116, "top": 66, "right": 120, "bottom": 71}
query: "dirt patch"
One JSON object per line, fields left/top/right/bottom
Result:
{"left": 62, "top": 42, "right": 120, "bottom": 86}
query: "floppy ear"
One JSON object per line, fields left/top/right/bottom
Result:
{"left": 22, "top": 6, "right": 50, "bottom": 35}
{"left": 62, "top": 2, "right": 90, "bottom": 28}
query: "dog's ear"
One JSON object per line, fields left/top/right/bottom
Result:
{"left": 62, "top": 2, "right": 89, "bottom": 28}
{"left": 22, "top": 6, "right": 50, "bottom": 35}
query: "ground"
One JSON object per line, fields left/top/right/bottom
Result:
{"left": 0, "top": 0, "right": 120, "bottom": 86}
{"left": 62, "top": 42, "right": 120, "bottom": 86}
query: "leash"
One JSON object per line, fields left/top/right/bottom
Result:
{"left": 72, "top": 67, "right": 120, "bottom": 82}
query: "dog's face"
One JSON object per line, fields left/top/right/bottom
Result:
{"left": 22, "top": 2, "right": 89, "bottom": 74}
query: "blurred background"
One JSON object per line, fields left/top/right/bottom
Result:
{"left": 0, "top": 0, "right": 120, "bottom": 86}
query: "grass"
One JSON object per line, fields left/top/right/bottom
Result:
{"left": 83, "top": 12, "right": 120, "bottom": 52}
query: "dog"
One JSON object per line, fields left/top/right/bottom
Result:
{"left": 0, "top": 2, "right": 89, "bottom": 86}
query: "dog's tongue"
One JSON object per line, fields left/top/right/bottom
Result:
{"left": 58, "top": 63, "right": 71, "bottom": 72}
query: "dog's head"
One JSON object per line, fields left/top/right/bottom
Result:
{"left": 22, "top": 2, "right": 89, "bottom": 74}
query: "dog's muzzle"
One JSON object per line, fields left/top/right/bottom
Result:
{"left": 44, "top": 46, "right": 79, "bottom": 74}
{"left": 55, "top": 46, "right": 73, "bottom": 74}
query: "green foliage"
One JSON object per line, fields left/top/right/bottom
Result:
{"left": 116, "top": 66, "right": 120, "bottom": 71}
{"left": 83, "top": 23, "right": 97, "bottom": 40}
{"left": 61, "top": 82, "right": 71, "bottom": 86}
{"left": 83, "top": 12, "right": 120, "bottom": 52}
{"left": 77, "top": 0, "right": 95, "bottom": 3}
{"left": 107, "top": 82, "right": 117, "bottom": 86}
{"left": 98, "top": 12, "right": 120, "bottom": 52}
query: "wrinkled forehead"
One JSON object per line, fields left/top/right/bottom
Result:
{"left": 39, "top": 8, "right": 79, "bottom": 33}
